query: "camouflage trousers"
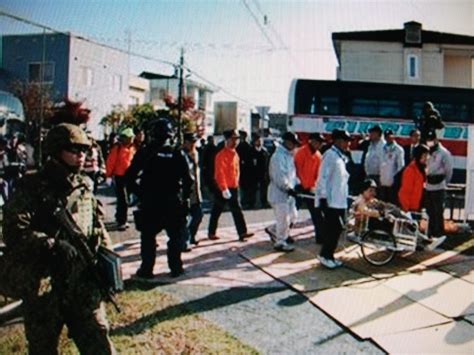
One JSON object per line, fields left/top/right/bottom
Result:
{"left": 23, "top": 286, "right": 115, "bottom": 355}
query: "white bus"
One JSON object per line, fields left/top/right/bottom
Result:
{"left": 288, "top": 79, "right": 474, "bottom": 183}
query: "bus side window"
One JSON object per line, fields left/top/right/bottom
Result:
{"left": 351, "top": 98, "right": 378, "bottom": 116}
{"left": 320, "top": 97, "right": 339, "bottom": 115}
{"left": 379, "top": 100, "right": 403, "bottom": 118}
{"left": 411, "top": 101, "right": 425, "bottom": 119}
{"left": 310, "top": 96, "right": 317, "bottom": 114}
{"left": 435, "top": 103, "right": 469, "bottom": 122}
{"left": 413, "top": 101, "right": 470, "bottom": 122}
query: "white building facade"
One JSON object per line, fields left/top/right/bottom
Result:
{"left": 333, "top": 22, "right": 474, "bottom": 89}
{"left": 140, "top": 72, "right": 215, "bottom": 135}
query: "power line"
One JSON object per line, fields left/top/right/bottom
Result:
{"left": 247, "top": 0, "right": 303, "bottom": 71}
{"left": 183, "top": 62, "right": 257, "bottom": 107}
{"left": 251, "top": 0, "right": 286, "bottom": 49}
{"left": 0, "top": 9, "right": 176, "bottom": 67}
{"left": 241, "top": 0, "right": 277, "bottom": 49}
{"left": 0, "top": 9, "right": 257, "bottom": 107}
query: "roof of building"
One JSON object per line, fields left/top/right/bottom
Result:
{"left": 139, "top": 71, "right": 215, "bottom": 92}
{"left": 332, "top": 21, "right": 474, "bottom": 62}
{"left": 332, "top": 22, "right": 474, "bottom": 45}
{"left": 139, "top": 71, "right": 175, "bottom": 80}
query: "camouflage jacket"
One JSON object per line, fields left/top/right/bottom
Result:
{"left": 2, "top": 159, "right": 111, "bottom": 266}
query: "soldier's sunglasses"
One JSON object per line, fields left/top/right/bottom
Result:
{"left": 64, "top": 145, "right": 89, "bottom": 154}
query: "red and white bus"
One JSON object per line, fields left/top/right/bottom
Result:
{"left": 288, "top": 79, "right": 474, "bottom": 183}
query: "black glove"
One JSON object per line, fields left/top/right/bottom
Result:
{"left": 287, "top": 189, "right": 297, "bottom": 198}
{"left": 53, "top": 240, "right": 79, "bottom": 264}
{"left": 294, "top": 184, "right": 304, "bottom": 193}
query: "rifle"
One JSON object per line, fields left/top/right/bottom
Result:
{"left": 53, "top": 203, "right": 121, "bottom": 312}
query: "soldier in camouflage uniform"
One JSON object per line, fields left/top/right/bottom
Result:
{"left": 2, "top": 123, "right": 115, "bottom": 354}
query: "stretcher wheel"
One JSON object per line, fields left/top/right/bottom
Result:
{"left": 360, "top": 230, "right": 397, "bottom": 266}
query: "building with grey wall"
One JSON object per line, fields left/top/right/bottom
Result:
{"left": 1, "top": 32, "right": 129, "bottom": 139}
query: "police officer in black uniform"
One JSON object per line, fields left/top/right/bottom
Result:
{"left": 126, "top": 118, "right": 192, "bottom": 278}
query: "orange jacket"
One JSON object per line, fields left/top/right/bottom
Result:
{"left": 398, "top": 161, "right": 425, "bottom": 212}
{"left": 105, "top": 143, "right": 136, "bottom": 177}
{"left": 214, "top": 147, "right": 240, "bottom": 191}
{"left": 294, "top": 144, "right": 321, "bottom": 190}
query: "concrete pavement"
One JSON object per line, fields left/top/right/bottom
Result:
{"left": 102, "top": 189, "right": 474, "bottom": 354}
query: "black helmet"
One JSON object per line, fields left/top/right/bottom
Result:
{"left": 147, "top": 118, "right": 174, "bottom": 140}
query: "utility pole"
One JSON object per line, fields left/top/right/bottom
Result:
{"left": 177, "top": 47, "right": 184, "bottom": 145}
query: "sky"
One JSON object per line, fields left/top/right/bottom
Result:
{"left": 1, "top": 0, "right": 473, "bottom": 112}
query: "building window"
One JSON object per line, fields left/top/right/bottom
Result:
{"left": 407, "top": 54, "right": 419, "bottom": 79}
{"left": 80, "top": 66, "right": 94, "bottom": 87}
{"left": 28, "top": 62, "right": 54, "bottom": 83}
{"left": 112, "top": 74, "right": 122, "bottom": 92}
{"left": 198, "top": 90, "right": 206, "bottom": 110}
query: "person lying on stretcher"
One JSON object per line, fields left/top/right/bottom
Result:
{"left": 348, "top": 179, "right": 446, "bottom": 250}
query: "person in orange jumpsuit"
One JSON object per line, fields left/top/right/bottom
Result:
{"left": 208, "top": 129, "right": 254, "bottom": 242}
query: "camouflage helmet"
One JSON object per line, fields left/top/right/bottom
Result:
{"left": 44, "top": 123, "right": 91, "bottom": 156}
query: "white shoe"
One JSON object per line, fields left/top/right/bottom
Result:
{"left": 426, "top": 236, "right": 447, "bottom": 251}
{"left": 333, "top": 259, "right": 343, "bottom": 267}
{"left": 317, "top": 255, "right": 338, "bottom": 269}
{"left": 274, "top": 242, "right": 295, "bottom": 252}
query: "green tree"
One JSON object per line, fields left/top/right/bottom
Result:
{"left": 100, "top": 104, "right": 134, "bottom": 135}
{"left": 130, "top": 103, "right": 157, "bottom": 129}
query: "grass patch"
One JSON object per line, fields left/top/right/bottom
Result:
{"left": 0, "top": 283, "right": 258, "bottom": 354}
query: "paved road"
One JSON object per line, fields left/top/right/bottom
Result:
{"left": 102, "top": 186, "right": 474, "bottom": 354}
{"left": 101, "top": 188, "right": 383, "bottom": 353}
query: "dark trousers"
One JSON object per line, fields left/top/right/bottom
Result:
{"left": 208, "top": 188, "right": 247, "bottom": 236}
{"left": 320, "top": 208, "right": 346, "bottom": 259}
{"left": 188, "top": 203, "right": 204, "bottom": 243}
{"left": 113, "top": 175, "right": 128, "bottom": 225}
{"left": 139, "top": 214, "right": 186, "bottom": 274}
{"left": 379, "top": 186, "right": 396, "bottom": 204}
{"left": 241, "top": 181, "right": 267, "bottom": 209}
{"left": 299, "top": 195, "right": 324, "bottom": 243}
{"left": 424, "top": 189, "right": 445, "bottom": 238}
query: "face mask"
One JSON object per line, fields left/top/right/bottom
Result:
{"left": 427, "top": 141, "right": 435, "bottom": 148}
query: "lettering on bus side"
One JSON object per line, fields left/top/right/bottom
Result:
{"left": 320, "top": 119, "right": 466, "bottom": 140}
{"left": 325, "top": 121, "right": 346, "bottom": 131}
{"left": 443, "top": 127, "right": 463, "bottom": 139}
